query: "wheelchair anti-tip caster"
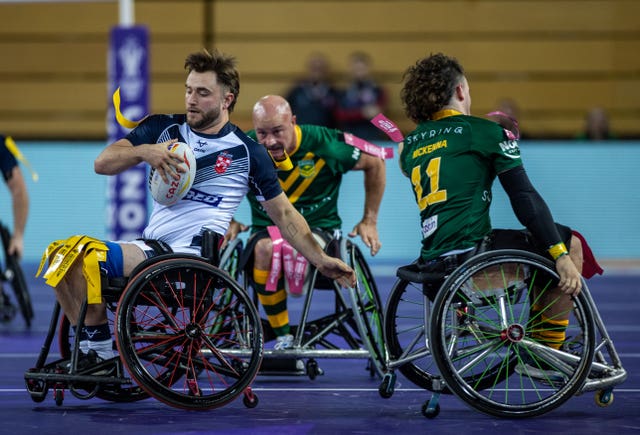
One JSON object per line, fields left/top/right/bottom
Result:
{"left": 378, "top": 372, "right": 396, "bottom": 399}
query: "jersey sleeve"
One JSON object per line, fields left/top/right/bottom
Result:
{"left": 124, "top": 114, "right": 183, "bottom": 146}
{"left": 475, "top": 119, "right": 523, "bottom": 174}
{"left": 304, "top": 125, "right": 359, "bottom": 174}
{"left": 245, "top": 136, "right": 282, "bottom": 202}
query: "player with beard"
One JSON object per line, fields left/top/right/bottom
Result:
{"left": 41, "top": 49, "right": 356, "bottom": 363}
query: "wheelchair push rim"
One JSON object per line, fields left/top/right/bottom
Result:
{"left": 430, "top": 249, "right": 596, "bottom": 418}
{"left": 115, "top": 257, "right": 263, "bottom": 410}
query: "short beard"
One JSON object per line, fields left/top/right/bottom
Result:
{"left": 187, "top": 106, "right": 221, "bottom": 131}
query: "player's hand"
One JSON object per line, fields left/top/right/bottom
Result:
{"left": 349, "top": 220, "right": 381, "bottom": 256}
{"left": 316, "top": 255, "right": 356, "bottom": 288}
{"left": 555, "top": 255, "right": 582, "bottom": 297}
{"left": 145, "top": 139, "right": 186, "bottom": 184}
{"left": 8, "top": 234, "right": 24, "bottom": 260}
{"left": 222, "top": 219, "right": 249, "bottom": 249}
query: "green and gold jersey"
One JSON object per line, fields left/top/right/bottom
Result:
{"left": 247, "top": 124, "right": 360, "bottom": 231}
{"left": 399, "top": 110, "right": 522, "bottom": 260}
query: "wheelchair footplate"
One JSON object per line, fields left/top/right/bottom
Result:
{"left": 25, "top": 356, "right": 133, "bottom": 405}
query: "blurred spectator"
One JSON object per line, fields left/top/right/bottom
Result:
{"left": 335, "top": 51, "right": 388, "bottom": 141}
{"left": 285, "top": 52, "right": 338, "bottom": 128}
{"left": 576, "top": 107, "right": 616, "bottom": 140}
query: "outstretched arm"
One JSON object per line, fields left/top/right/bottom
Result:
{"left": 6, "top": 166, "right": 28, "bottom": 258}
{"left": 261, "top": 192, "right": 356, "bottom": 288}
{"left": 349, "top": 152, "right": 386, "bottom": 256}
{"left": 499, "top": 166, "right": 582, "bottom": 295}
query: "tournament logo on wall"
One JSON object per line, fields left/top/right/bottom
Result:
{"left": 106, "top": 26, "right": 149, "bottom": 241}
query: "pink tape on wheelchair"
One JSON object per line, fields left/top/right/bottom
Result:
{"left": 266, "top": 226, "right": 283, "bottom": 292}
{"left": 281, "top": 242, "right": 308, "bottom": 296}
{"left": 266, "top": 226, "right": 309, "bottom": 295}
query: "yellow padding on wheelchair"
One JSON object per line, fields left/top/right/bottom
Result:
{"left": 36, "top": 235, "right": 109, "bottom": 304}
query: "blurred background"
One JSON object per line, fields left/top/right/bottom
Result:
{"left": 0, "top": 0, "right": 639, "bottom": 267}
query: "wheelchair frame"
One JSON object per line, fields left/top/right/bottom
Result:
{"left": 240, "top": 230, "right": 386, "bottom": 379}
{"left": 0, "top": 222, "right": 33, "bottom": 327}
{"left": 379, "top": 249, "right": 627, "bottom": 418}
{"left": 25, "top": 237, "right": 264, "bottom": 411}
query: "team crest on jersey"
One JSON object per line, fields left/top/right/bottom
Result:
{"left": 214, "top": 151, "right": 233, "bottom": 174}
{"left": 298, "top": 159, "right": 315, "bottom": 178}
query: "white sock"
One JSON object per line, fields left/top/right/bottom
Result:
{"left": 79, "top": 340, "right": 90, "bottom": 354}
{"left": 88, "top": 339, "right": 115, "bottom": 360}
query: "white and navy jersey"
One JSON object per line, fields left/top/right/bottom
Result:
{"left": 125, "top": 114, "right": 282, "bottom": 249}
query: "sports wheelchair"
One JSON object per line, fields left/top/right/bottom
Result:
{"left": 0, "top": 222, "right": 33, "bottom": 327}
{"left": 25, "top": 231, "right": 263, "bottom": 410}
{"left": 379, "top": 249, "right": 627, "bottom": 418}
{"left": 238, "top": 229, "right": 386, "bottom": 379}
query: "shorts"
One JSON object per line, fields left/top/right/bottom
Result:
{"left": 99, "top": 239, "right": 200, "bottom": 278}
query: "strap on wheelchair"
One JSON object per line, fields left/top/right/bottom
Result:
{"left": 396, "top": 235, "right": 491, "bottom": 300}
{"left": 138, "top": 238, "right": 173, "bottom": 256}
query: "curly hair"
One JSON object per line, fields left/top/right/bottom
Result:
{"left": 184, "top": 48, "right": 240, "bottom": 113}
{"left": 400, "top": 53, "right": 465, "bottom": 123}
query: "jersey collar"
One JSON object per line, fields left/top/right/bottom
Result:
{"left": 432, "top": 109, "right": 463, "bottom": 120}
{"left": 291, "top": 124, "right": 303, "bottom": 155}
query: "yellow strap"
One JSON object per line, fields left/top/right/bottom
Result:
{"left": 38, "top": 236, "right": 109, "bottom": 304}
{"left": 83, "top": 248, "right": 104, "bottom": 304}
{"left": 42, "top": 235, "right": 86, "bottom": 283}
{"left": 36, "top": 239, "right": 65, "bottom": 277}
{"left": 268, "top": 149, "right": 294, "bottom": 171}
{"left": 5, "top": 136, "right": 38, "bottom": 182}
{"left": 113, "top": 87, "right": 144, "bottom": 129}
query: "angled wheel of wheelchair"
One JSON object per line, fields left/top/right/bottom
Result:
{"left": 429, "top": 249, "right": 596, "bottom": 418}
{"left": 346, "top": 242, "right": 385, "bottom": 377}
{"left": 1, "top": 223, "right": 34, "bottom": 327}
{"left": 115, "top": 256, "right": 263, "bottom": 410}
{"left": 383, "top": 277, "right": 444, "bottom": 392}
{"left": 219, "top": 238, "right": 243, "bottom": 281}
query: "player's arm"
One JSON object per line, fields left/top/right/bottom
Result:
{"left": 94, "top": 138, "right": 185, "bottom": 182}
{"left": 6, "top": 165, "right": 28, "bottom": 258}
{"left": 499, "top": 165, "right": 581, "bottom": 295}
{"left": 349, "top": 151, "right": 386, "bottom": 256}
{"left": 261, "top": 192, "right": 356, "bottom": 288}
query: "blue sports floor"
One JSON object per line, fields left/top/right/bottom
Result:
{"left": 1, "top": 263, "right": 639, "bottom": 435}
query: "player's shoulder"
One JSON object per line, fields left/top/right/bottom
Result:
{"left": 141, "top": 113, "right": 186, "bottom": 127}
{"left": 461, "top": 115, "right": 506, "bottom": 142}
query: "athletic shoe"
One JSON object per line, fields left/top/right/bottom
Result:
{"left": 274, "top": 334, "right": 294, "bottom": 350}
{"left": 58, "top": 349, "right": 115, "bottom": 376}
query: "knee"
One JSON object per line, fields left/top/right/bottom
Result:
{"left": 254, "top": 239, "right": 273, "bottom": 268}
{"left": 54, "top": 262, "right": 85, "bottom": 297}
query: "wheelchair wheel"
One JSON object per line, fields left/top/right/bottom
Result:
{"left": 0, "top": 223, "right": 33, "bottom": 327}
{"left": 383, "top": 277, "right": 443, "bottom": 392}
{"left": 348, "top": 243, "right": 385, "bottom": 377}
{"left": 219, "top": 238, "right": 243, "bottom": 281}
{"left": 58, "top": 312, "right": 150, "bottom": 403}
{"left": 430, "top": 249, "right": 595, "bottom": 418}
{"left": 115, "top": 256, "right": 263, "bottom": 410}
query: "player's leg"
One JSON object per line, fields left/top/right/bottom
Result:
{"left": 53, "top": 241, "right": 146, "bottom": 360}
{"left": 252, "top": 237, "right": 291, "bottom": 348}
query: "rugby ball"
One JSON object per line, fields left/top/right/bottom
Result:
{"left": 149, "top": 142, "right": 197, "bottom": 206}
